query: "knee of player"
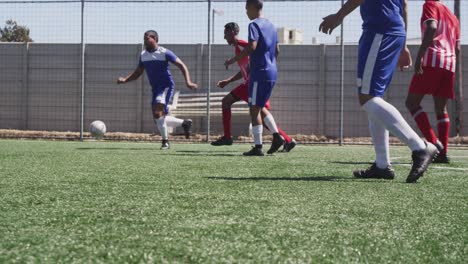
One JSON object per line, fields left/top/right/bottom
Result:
{"left": 405, "top": 98, "right": 418, "bottom": 112}
{"left": 222, "top": 97, "right": 233, "bottom": 109}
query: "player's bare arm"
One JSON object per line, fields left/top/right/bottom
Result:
{"left": 218, "top": 71, "right": 243, "bottom": 88}
{"left": 398, "top": 0, "right": 412, "bottom": 71}
{"left": 173, "top": 58, "right": 198, "bottom": 90}
{"left": 415, "top": 20, "right": 437, "bottom": 74}
{"left": 224, "top": 41, "right": 256, "bottom": 69}
{"left": 117, "top": 66, "right": 144, "bottom": 84}
{"left": 319, "top": 0, "right": 363, "bottom": 34}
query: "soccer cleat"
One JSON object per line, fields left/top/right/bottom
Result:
{"left": 181, "top": 119, "right": 192, "bottom": 139}
{"left": 211, "top": 136, "right": 233, "bottom": 146}
{"left": 267, "top": 133, "right": 285, "bottom": 154}
{"left": 353, "top": 163, "right": 395, "bottom": 180}
{"left": 281, "top": 138, "right": 297, "bottom": 153}
{"left": 433, "top": 154, "right": 450, "bottom": 164}
{"left": 243, "top": 146, "right": 264, "bottom": 156}
{"left": 406, "top": 142, "right": 438, "bottom": 183}
{"left": 160, "top": 140, "right": 170, "bottom": 150}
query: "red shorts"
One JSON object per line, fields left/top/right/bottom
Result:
{"left": 409, "top": 67, "right": 455, "bottom": 99}
{"left": 230, "top": 82, "right": 271, "bottom": 110}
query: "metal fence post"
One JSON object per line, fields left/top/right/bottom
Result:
{"left": 79, "top": 0, "right": 85, "bottom": 141}
{"left": 206, "top": 0, "right": 212, "bottom": 142}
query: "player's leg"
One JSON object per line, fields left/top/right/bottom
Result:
{"left": 160, "top": 88, "right": 192, "bottom": 139}
{"left": 356, "top": 32, "right": 436, "bottom": 182}
{"left": 406, "top": 92, "right": 438, "bottom": 145}
{"left": 406, "top": 68, "right": 440, "bottom": 146}
{"left": 259, "top": 108, "right": 286, "bottom": 154}
{"left": 243, "top": 105, "right": 264, "bottom": 156}
{"left": 260, "top": 102, "right": 296, "bottom": 152}
{"left": 211, "top": 90, "right": 241, "bottom": 146}
{"left": 152, "top": 103, "right": 170, "bottom": 150}
{"left": 353, "top": 114, "right": 394, "bottom": 179}
{"left": 432, "top": 69, "right": 455, "bottom": 163}
{"left": 433, "top": 96, "right": 450, "bottom": 163}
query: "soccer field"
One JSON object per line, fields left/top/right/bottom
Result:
{"left": 0, "top": 140, "right": 466, "bottom": 263}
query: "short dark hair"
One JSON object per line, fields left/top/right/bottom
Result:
{"left": 144, "top": 30, "right": 158, "bottom": 41}
{"left": 246, "top": 0, "right": 263, "bottom": 10}
{"left": 224, "top": 22, "right": 240, "bottom": 35}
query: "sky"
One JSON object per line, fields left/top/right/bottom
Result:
{"left": 0, "top": 0, "right": 466, "bottom": 44}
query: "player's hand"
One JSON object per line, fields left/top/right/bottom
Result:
{"left": 414, "top": 56, "right": 423, "bottom": 75}
{"left": 217, "top": 80, "right": 229, "bottom": 88}
{"left": 319, "top": 14, "right": 342, "bottom": 35}
{"left": 398, "top": 46, "right": 412, "bottom": 71}
{"left": 117, "top": 77, "right": 126, "bottom": 84}
{"left": 224, "top": 58, "right": 235, "bottom": 69}
{"left": 186, "top": 82, "right": 198, "bottom": 90}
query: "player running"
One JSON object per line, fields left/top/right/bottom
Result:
{"left": 319, "top": 0, "right": 438, "bottom": 183}
{"left": 224, "top": 0, "right": 285, "bottom": 156}
{"left": 117, "top": 30, "right": 197, "bottom": 150}
{"left": 405, "top": 0, "right": 461, "bottom": 164}
{"left": 212, "top": 22, "right": 296, "bottom": 153}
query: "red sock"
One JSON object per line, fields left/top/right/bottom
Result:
{"left": 411, "top": 106, "right": 437, "bottom": 144}
{"left": 437, "top": 113, "right": 450, "bottom": 155}
{"left": 277, "top": 126, "right": 292, "bottom": 143}
{"left": 222, "top": 108, "right": 231, "bottom": 139}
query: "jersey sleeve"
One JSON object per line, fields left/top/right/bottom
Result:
{"left": 248, "top": 22, "right": 260, "bottom": 42}
{"left": 165, "top": 49, "right": 178, "bottom": 63}
{"left": 421, "top": 2, "right": 439, "bottom": 24}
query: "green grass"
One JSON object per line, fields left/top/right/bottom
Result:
{"left": 0, "top": 140, "right": 467, "bottom": 263}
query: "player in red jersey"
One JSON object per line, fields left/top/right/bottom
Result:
{"left": 211, "top": 22, "right": 296, "bottom": 153}
{"left": 405, "top": 0, "right": 461, "bottom": 163}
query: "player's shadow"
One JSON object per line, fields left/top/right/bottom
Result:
{"left": 206, "top": 175, "right": 348, "bottom": 182}
{"left": 330, "top": 161, "right": 412, "bottom": 165}
{"left": 172, "top": 150, "right": 241, "bottom": 157}
{"left": 76, "top": 147, "right": 154, "bottom": 151}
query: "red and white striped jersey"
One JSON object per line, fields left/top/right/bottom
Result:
{"left": 421, "top": 0, "right": 460, "bottom": 72}
{"left": 235, "top": 39, "right": 250, "bottom": 81}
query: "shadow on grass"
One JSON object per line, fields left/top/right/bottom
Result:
{"left": 206, "top": 176, "right": 348, "bottom": 182}
{"left": 76, "top": 147, "right": 154, "bottom": 151}
{"left": 330, "top": 161, "right": 412, "bottom": 165}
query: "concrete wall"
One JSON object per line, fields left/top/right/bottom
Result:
{"left": 1, "top": 43, "right": 467, "bottom": 137}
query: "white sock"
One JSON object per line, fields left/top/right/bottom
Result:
{"left": 155, "top": 117, "right": 168, "bottom": 140}
{"left": 362, "top": 97, "right": 425, "bottom": 151}
{"left": 263, "top": 114, "right": 279, "bottom": 134}
{"left": 165, "top": 115, "right": 184, "bottom": 127}
{"left": 368, "top": 114, "right": 390, "bottom": 169}
{"left": 252, "top": 125, "right": 263, "bottom": 145}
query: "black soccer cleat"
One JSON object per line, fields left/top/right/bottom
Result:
{"left": 160, "top": 140, "right": 170, "bottom": 150}
{"left": 211, "top": 136, "right": 233, "bottom": 146}
{"left": 353, "top": 163, "right": 395, "bottom": 180}
{"left": 433, "top": 154, "right": 450, "bottom": 164}
{"left": 267, "top": 133, "right": 285, "bottom": 154}
{"left": 406, "top": 142, "right": 438, "bottom": 183}
{"left": 181, "top": 119, "right": 192, "bottom": 139}
{"left": 243, "top": 146, "right": 264, "bottom": 156}
{"left": 281, "top": 138, "right": 297, "bottom": 153}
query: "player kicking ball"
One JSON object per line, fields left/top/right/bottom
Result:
{"left": 212, "top": 22, "right": 296, "bottom": 153}
{"left": 320, "top": 0, "right": 438, "bottom": 183}
{"left": 224, "top": 0, "right": 284, "bottom": 156}
{"left": 117, "top": 30, "right": 197, "bottom": 150}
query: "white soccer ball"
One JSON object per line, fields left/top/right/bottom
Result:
{"left": 89, "top": 120, "right": 106, "bottom": 139}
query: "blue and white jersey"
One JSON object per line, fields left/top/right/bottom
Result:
{"left": 248, "top": 17, "right": 278, "bottom": 82}
{"left": 360, "top": 0, "right": 405, "bottom": 36}
{"left": 138, "top": 46, "right": 178, "bottom": 90}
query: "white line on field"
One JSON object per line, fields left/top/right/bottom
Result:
{"left": 391, "top": 156, "right": 468, "bottom": 160}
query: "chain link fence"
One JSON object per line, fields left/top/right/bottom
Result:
{"left": 0, "top": 0, "right": 466, "bottom": 144}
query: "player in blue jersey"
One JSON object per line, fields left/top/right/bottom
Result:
{"left": 224, "top": 0, "right": 284, "bottom": 156}
{"left": 319, "top": 0, "right": 438, "bottom": 183}
{"left": 117, "top": 30, "right": 198, "bottom": 150}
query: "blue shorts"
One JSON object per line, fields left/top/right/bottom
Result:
{"left": 357, "top": 32, "right": 405, "bottom": 97}
{"left": 151, "top": 86, "right": 174, "bottom": 114}
{"left": 248, "top": 80, "right": 275, "bottom": 107}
